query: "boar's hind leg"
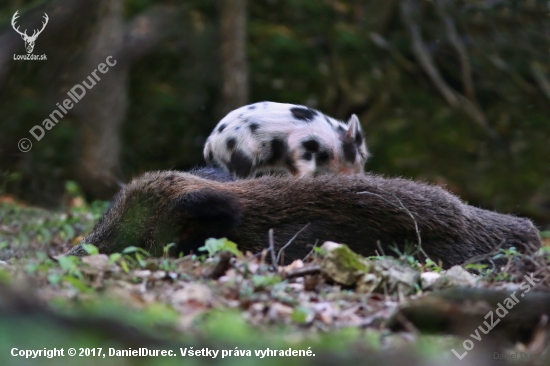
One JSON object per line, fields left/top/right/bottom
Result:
{"left": 168, "top": 188, "right": 243, "bottom": 256}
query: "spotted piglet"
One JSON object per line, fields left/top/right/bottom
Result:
{"left": 203, "top": 102, "right": 369, "bottom": 178}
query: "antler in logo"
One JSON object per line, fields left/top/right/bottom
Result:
{"left": 11, "top": 11, "right": 49, "bottom": 54}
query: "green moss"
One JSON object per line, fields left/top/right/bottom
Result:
{"left": 332, "top": 245, "right": 370, "bottom": 273}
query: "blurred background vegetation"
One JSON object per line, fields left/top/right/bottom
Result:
{"left": 0, "top": 0, "right": 549, "bottom": 228}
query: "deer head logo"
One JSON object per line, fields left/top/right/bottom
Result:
{"left": 11, "top": 11, "right": 49, "bottom": 54}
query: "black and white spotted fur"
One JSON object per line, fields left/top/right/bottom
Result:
{"left": 203, "top": 102, "right": 369, "bottom": 178}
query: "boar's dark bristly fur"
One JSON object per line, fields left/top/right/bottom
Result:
{"left": 66, "top": 170, "right": 542, "bottom": 268}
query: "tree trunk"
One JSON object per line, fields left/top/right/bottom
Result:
{"left": 72, "top": 0, "right": 127, "bottom": 200}
{"left": 220, "top": 0, "right": 249, "bottom": 115}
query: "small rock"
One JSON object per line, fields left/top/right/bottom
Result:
{"left": 321, "top": 243, "right": 371, "bottom": 286}
{"left": 320, "top": 243, "right": 419, "bottom": 294}
{"left": 175, "top": 255, "right": 196, "bottom": 273}
{"left": 133, "top": 270, "right": 152, "bottom": 278}
{"left": 321, "top": 241, "right": 343, "bottom": 252}
{"left": 282, "top": 259, "right": 304, "bottom": 274}
{"left": 312, "top": 302, "right": 336, "bottom": 324}
{"left": 433, "top": 265, "right": 477, "bottom": 289}
{"left": 357, "top": 258, "right": 419, "bottom": 295}
{"left": 268, "top": 302, "right": 294, "bottom": 321}
{"left": 420, "top": 272, "right": 441, "bottom": 290}
{"left": 358, "top": 273, "right": 382, "bottom": 293}
{"left": 171, "top": 283, "right": 213, "bottom": 305}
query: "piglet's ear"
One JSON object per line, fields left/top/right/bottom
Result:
{"left": 345, "top": 114, "right": 362, "bottom": 140}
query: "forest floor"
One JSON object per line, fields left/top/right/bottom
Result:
{"left": 1, "top": 192, "right": 550, "bottom": 366}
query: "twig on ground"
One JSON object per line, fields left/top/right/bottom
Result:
{"left": 276, "top": 223, "right": 311, "bottom": 265}
{"left": 236, "top": 224, "right": 311, "bottom": 270}
{"left": 376, "top": 240, "right": 386, "bottom": 257}
{"left": 393, "top": 312, "right": 419, "bottom": 336}
{"left": 303, "top": 239, "right": 319, "bottom": 262}
{"left": 285, "top": 265, "right": 322, "bottom": 279}
{"left": 460, "top": 239, "right": 506, "bottom": 266}
{"left": 202, "top": 251, "right": 233, "bottom": 279}
{"left": 260, "top": 248, "right": 267, "bottom": 264}
{"left": 48, "top": 254, "right": 59, "bottom": 263}
{"left": 269, "top": 228, "right": 277, "bottom": 267}
{"left": 234, "top": 251, "right": 263, "bottom": 272}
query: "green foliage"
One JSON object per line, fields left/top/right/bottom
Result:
{"left": 163, "top": 242, "right": 176, "bottom": 257}
{"left": 199, "top": 238, "right": 243, "bottom": 257}
{"left": 81, "top": 243, "right": 99, "bottom": 255}
{"left": 0, "top": 198, "right": 547, "bottom": 365}
{"left": 313, "top": 246, "right": 326, "bottom": 256}
{"left": 291, "top": 306, "right": 314, "bottom": 324}
{"left": 201, "top": 310, "right": 256, "bottom": 343}
{"left": 492, "top": 246, "right": 520, "bottom": 262}
{"left": 423, "top": 258, "right": 444, "bottom": 273}
{"left": 120, "top": 246, "right": 152, "bottom": 270}
{"left": 57, "top": 256, "right": 83, "bottom": 278}
{"left": 387, "top": 242, "right": 422, "bottom": 267}
{"left": 0, "top": 171, "right": 21, "bottom": 195}
{"left": 0, "top": 268, "right": 12, "bottom": 284}
{"left": 65, "top": 180, "right": 84, "bottom": 197}
{"left": 331, "top": 245, "right": 370, "bottom": 272}
{"left": 0, "top": 200, "right": 97, "bottom": 261}
{"left": 464, "top": 263, "right": 489, "bottom": 272}
{"left": 252, "top": 274, "right": 283, "bottom": 290}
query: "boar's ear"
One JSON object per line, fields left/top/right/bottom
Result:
{"left": 171, "top": 188, "right": 242, "bottom": 253}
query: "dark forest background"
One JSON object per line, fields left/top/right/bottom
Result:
{"left": 0, "top": 0, "right": 549, "bottom": 228}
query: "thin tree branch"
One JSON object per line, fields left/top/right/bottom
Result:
{"left": 400, "top": 0, "right": 500, "bottom": 142}
{"left": 369, "top": 32, "right": 417, "bottom": 72}
{"left": 530, "top": 61, "right": 550, "bottom": 103}
{"left": 436, "top": 0, "right": 476, "bottom": 101}
{"left": 487, "top": 54, "right": 537, "bottom": 95}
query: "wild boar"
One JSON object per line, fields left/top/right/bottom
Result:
{"left": 66, "top": 169, "right": 541, "bottom": 268}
